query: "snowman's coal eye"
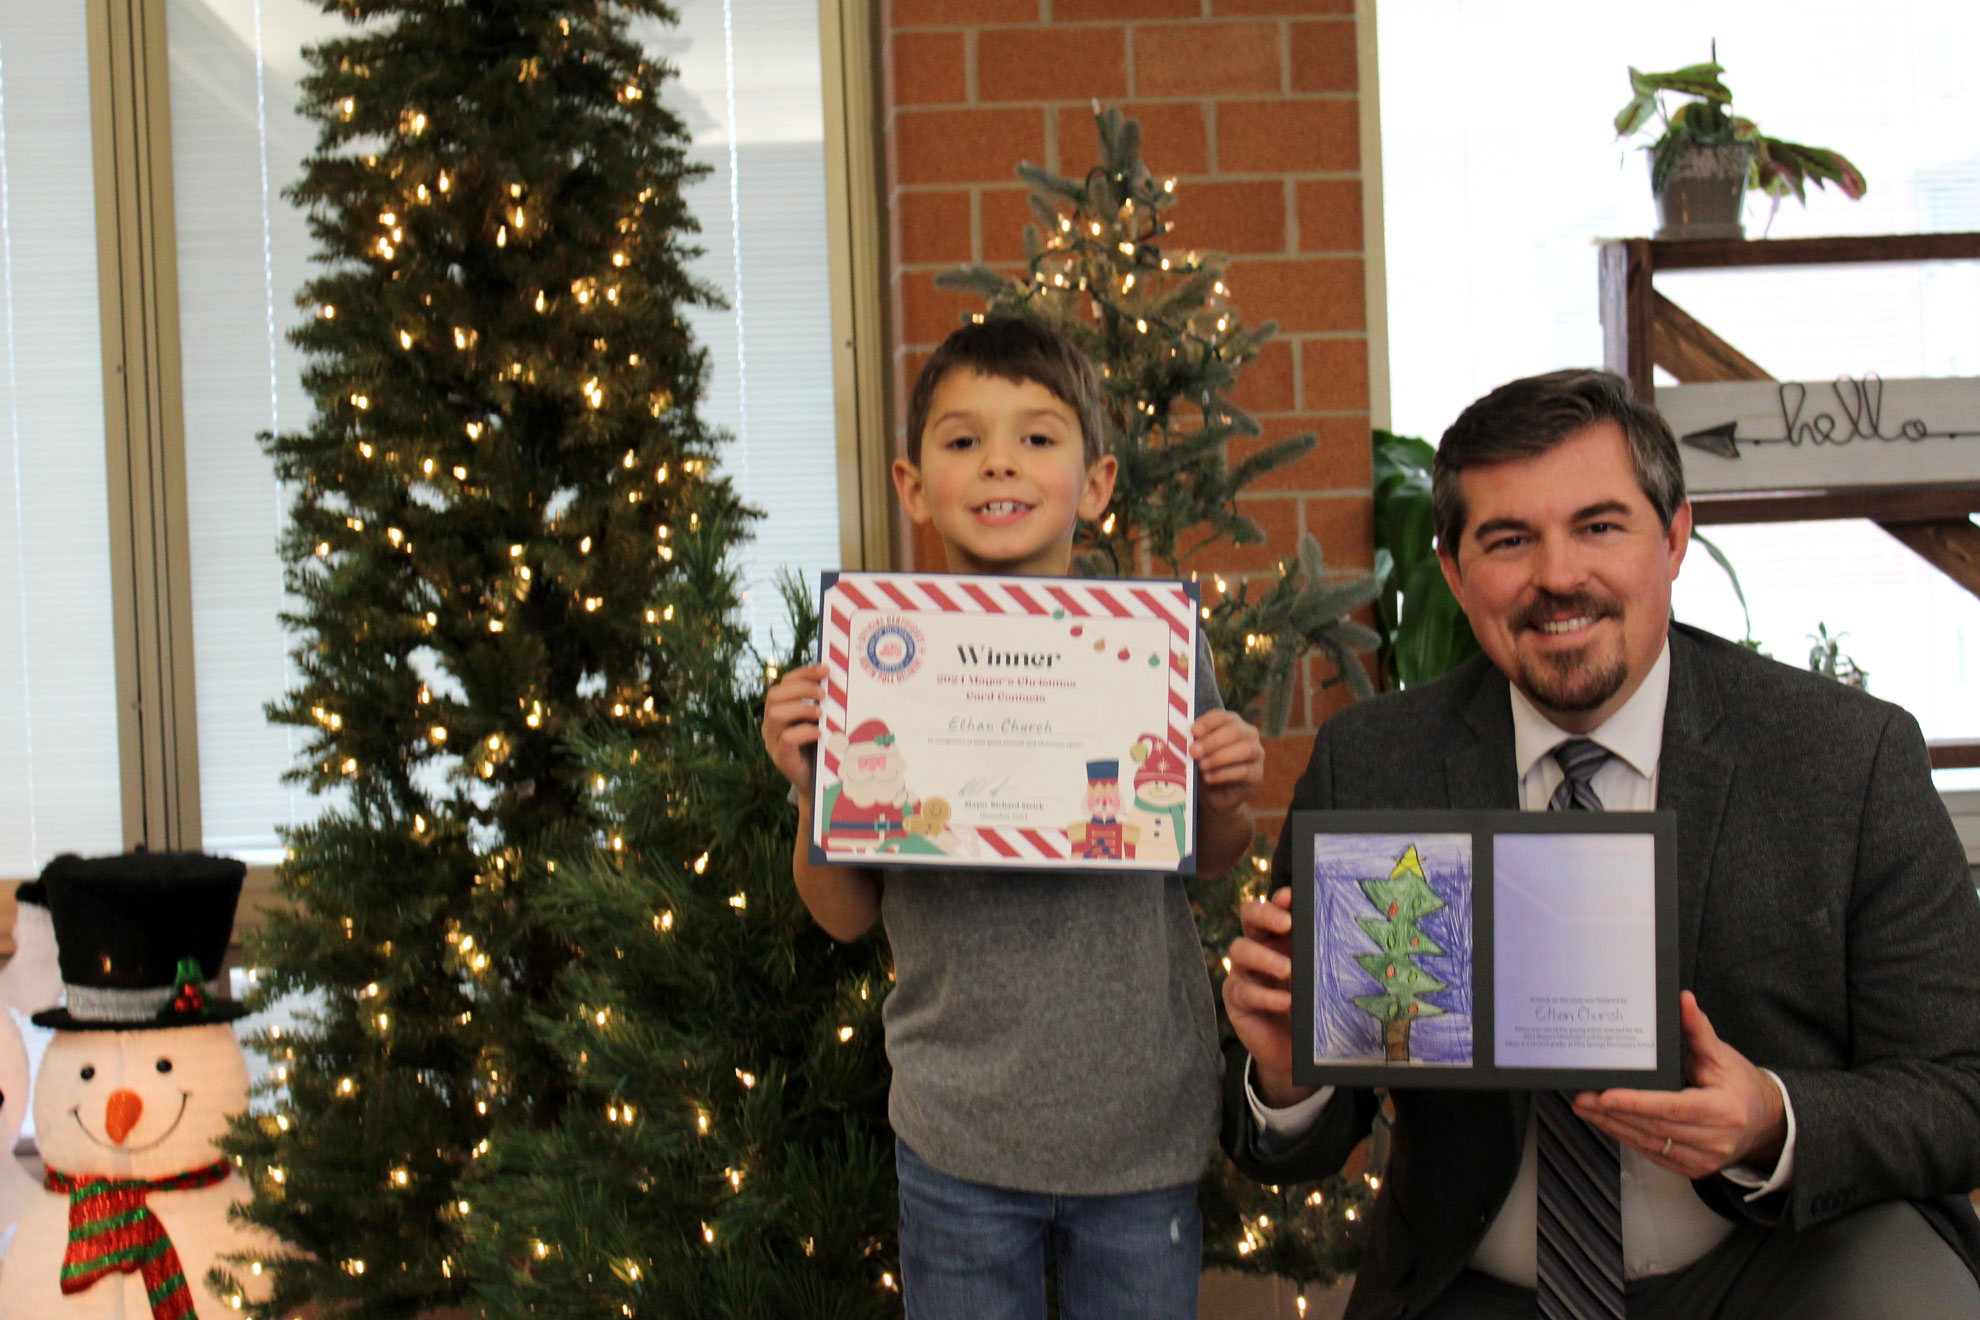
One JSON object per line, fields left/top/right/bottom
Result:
{"left": 79, "top": 1066, "right": 95, "bottom": 1081}
{"left": 155, "top": 1058, "right": 173, "bottom": 1074}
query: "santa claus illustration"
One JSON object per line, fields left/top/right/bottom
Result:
{"left": 824, "top": 718, "right": 911, "bottom": 852}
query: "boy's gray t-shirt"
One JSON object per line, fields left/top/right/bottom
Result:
{"left": 877, "top": 636, "right": 1224, "bottom": 1195}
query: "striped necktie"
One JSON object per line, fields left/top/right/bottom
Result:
{"left": 1537, "top": 737, "right": 1625, "bottom": 1320}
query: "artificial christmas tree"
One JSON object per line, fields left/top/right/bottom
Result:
{"left": 945, "top": 107, "right": 1383, "bottom": 1295}
{"left": 214, "top": 2, "right": 897, "bottom": 1315}
{"left": 937, "top": 108, "right": 1380, "bottom": 736}
{"left": 460, "top": 572, "right": 899, "bottom": 1319}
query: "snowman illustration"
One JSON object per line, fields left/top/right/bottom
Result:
{"left": 1126, "top": 733, "right": 1190, "bottom": 866}
{"left": 0, "top": 852, "right": 278, "bottom": 1319}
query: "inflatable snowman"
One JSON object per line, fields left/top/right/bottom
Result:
{"left": 0, "top": 879, "right": 61, "bottom": 1244}
{"left": 0, "top": 852, "right": 277, "bottom": 1319}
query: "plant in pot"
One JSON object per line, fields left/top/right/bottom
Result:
{"left": 1615, "top": 56, "right": 1866, "bottom": 240}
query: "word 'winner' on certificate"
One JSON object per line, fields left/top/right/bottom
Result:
{"left": 811, "top": 571, "right": 1201, "bottom": 872}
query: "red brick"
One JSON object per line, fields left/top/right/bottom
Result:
{"left": 1288, "top": 19, "right": 1357, "bottom": 93}
{"left": 1179, "top": 493, "right": 1300, "bottom": 573}
{"left": 1295, "top": 177, "right": 1363, "bottom": 251}
{"left": 978, "top": 26, "right": 1128, "bottom": 103}
{"left": 1219, "top": 98, "right": 1358, "bottom": 173}
{"left": 899, "top": 269, "right": 986, "bottom": 347}
{"left": 1230, "top": 414, "right": 1371, "bottom": 491}
{"left": 1302, "top": 492, "right": 1374, "bottom": 568}
{"left": 1306, "top": 659, "right": 1362, "bottom": 723}
{"left": 1227, "top": 256, "right": 1363, "bottom": 333}
{"left": 1256, "top": 732, "right": 1311, "bottom": 814}
{"left": 1134, "top": 22, "right": 1282, "bottom": 97}
{"left": 897, "top": 189, "right": 974, "bottom": 266}
{"left": 1162, "top": 178, "right": 1287, "bottom": 255}
{"left": 1057, "top": 101, "right": 1210, "bottom": 178}
{"left": 1213, "top": 0, "right": 1352, "bottom": 12}
{"left": 891, "top": 0, "right": 1038, "bottom": 24}
{"left": 1300, "top": 337, "right": 1370, "bottom": 411}
{"left": 895, "top": 107, "right": 1047, "bottom": 185}
{"left": 980, "top": 187, "right": 1045, "bottom": 263}
{"left": 1229, "top": 338, "right": 1294, "bottom": 414}
{"left": 1058, "top": 0, "right": 1199, "bottom": 18}
{"left": 891, "top": 30, "right": 968, "bottom": 106}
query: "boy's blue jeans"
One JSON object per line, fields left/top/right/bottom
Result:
{"left": 895, "top": 1139, "right": 1201, "bottom": 1320}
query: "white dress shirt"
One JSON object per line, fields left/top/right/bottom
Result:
{"left": 1249, "top": 641, "right": 1800, "bottom": 1285}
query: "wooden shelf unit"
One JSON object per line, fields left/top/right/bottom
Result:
{"left": 1598, "top": 232, "right": 1980, "bottom": 767}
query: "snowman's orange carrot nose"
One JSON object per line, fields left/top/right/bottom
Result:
{"left": 105, "top": 1089, "right": 144, "bottom": 1144}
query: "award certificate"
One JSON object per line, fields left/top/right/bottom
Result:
{"left": 810, "top": 571, "right": 1201, "bottom": 871}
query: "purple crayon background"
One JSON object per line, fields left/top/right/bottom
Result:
{"left": 1312, "top": 832, "right": 1475, "bottom": 1066}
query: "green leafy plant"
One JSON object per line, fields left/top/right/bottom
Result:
{"left": 1614, "top": 57, "right": 1866, "bottom": 208}
{"left": 1373, "top": 429, "right": 1477, "bottom": 688}
{"left": 1808, "top": 623, "right": 1869, "bottom": 689}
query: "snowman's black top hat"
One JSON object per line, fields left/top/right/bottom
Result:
{"left": 31, "top": 851, "right": 249, "bottom": 1031}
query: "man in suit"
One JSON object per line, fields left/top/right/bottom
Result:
{"left": 1222, "top": 370, "right": 1980, "bottom": 1319}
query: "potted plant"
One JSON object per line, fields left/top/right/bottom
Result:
{"left": 1614, "top": 55, "right": 1866, "bottom": 240}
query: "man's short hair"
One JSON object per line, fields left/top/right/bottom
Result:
{"left": 1432, "top": 369, "right": 1687, "bottom": 550}
{"left": 904, "top": 318, "right": 1108, "bottom": 468}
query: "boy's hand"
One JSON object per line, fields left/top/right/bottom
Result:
{"left": 761, "top": 663, "right": 830, "bottom": 796}
{"left": 1191, "top": 710, "right": 1265, "bottom": 817}
{"left": 1224, "top": 886, "right": 1316, "bottom": 1108}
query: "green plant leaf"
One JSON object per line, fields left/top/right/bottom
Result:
{"left": 1632, "top": 61, "right": 1730, "bottom": 103}
{"left": 1688, "top": 530, "right": 1753, "bottom": 643}
{"left": 1394, "top": 554, "right": 1478, "bottom": 687}
{"left": 1613, "top": 93, "right": 1659, "bottom": 140}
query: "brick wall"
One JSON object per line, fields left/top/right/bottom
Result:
{"left": 882, "top": 0, "right": 1376, "bottom": 832}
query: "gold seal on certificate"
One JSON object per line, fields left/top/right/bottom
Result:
{"left": 811, "top": 571, "right": 1202, "bottom": 871}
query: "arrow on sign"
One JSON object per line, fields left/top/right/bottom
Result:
{"left": 1681, "top": 422, "right": 1741, "bottom": 460}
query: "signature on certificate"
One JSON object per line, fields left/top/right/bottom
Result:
{"left": 956, "top": 772, "right": 1015, "bottom": 800}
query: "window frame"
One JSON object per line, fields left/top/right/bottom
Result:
{"left": 5, "top": 0, "right": 889, "bottom": 925}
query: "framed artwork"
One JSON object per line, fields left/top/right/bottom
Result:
{"left": 1290, "top": 810, "right": 1681, "bottom": 1090}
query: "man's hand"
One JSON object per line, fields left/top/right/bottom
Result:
{"left": 1574, "top": 991, "right": 1787, "bottom": 1178}
{"left": 1223, "top": 886, "right": 1318, "bottom": 1110}
{"left": 761, "top": 663, "right": 829, "bottom": 796}
{"left": 1192, "top": 710, "right": 1266, "bottom": 818}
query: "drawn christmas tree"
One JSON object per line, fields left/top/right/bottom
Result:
{"left": 1353, "top": 845, "right": 1448, "bottom": 1062}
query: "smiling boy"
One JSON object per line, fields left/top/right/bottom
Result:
{"left": 762, "top": 318, "right": 1265, "bottom": 1319}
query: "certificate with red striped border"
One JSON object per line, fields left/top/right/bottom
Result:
{"left": 811, "top": 571, "right": 1202, "bottom": 872}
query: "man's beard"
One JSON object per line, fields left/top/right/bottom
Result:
{"left": 1513, "top": 591, "right": 1628, "bottom": 714}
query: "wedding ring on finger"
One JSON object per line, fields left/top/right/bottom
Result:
{"left": 1661, "top": 1136, "right": 1673, "bottom": 1158}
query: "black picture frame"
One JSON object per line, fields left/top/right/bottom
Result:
{"left": 1289, "top": 809, "right": 1681, "bottom": 1091}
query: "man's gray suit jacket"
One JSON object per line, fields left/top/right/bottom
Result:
{"left": 1221, "top": 624, "right": 1980, "bottom": 1320}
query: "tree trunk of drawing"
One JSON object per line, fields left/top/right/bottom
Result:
{"left": 1384, "top": 1017, "right": 1411, "bottom": 1062}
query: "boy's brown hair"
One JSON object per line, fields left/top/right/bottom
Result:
{"left": 904, "top": 318, "right": 1108, "bottom": 468}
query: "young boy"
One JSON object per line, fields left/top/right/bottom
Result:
{"left": 761, "top": 318, "right": 1265, "bottom": 1319}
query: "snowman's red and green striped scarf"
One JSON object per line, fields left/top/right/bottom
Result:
{"left": 44, "top": 1160, "right": 232, "bottom": 1320}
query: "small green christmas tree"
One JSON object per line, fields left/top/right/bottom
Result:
{"left": 937, "top": 108, "right": 1379, "bottom": 735}
{"left": 1352, "top": 845, "right": 1448, "bottom": 1062}
{"left": 946, "top": 106, "right": 1383, "bottom": 1294}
